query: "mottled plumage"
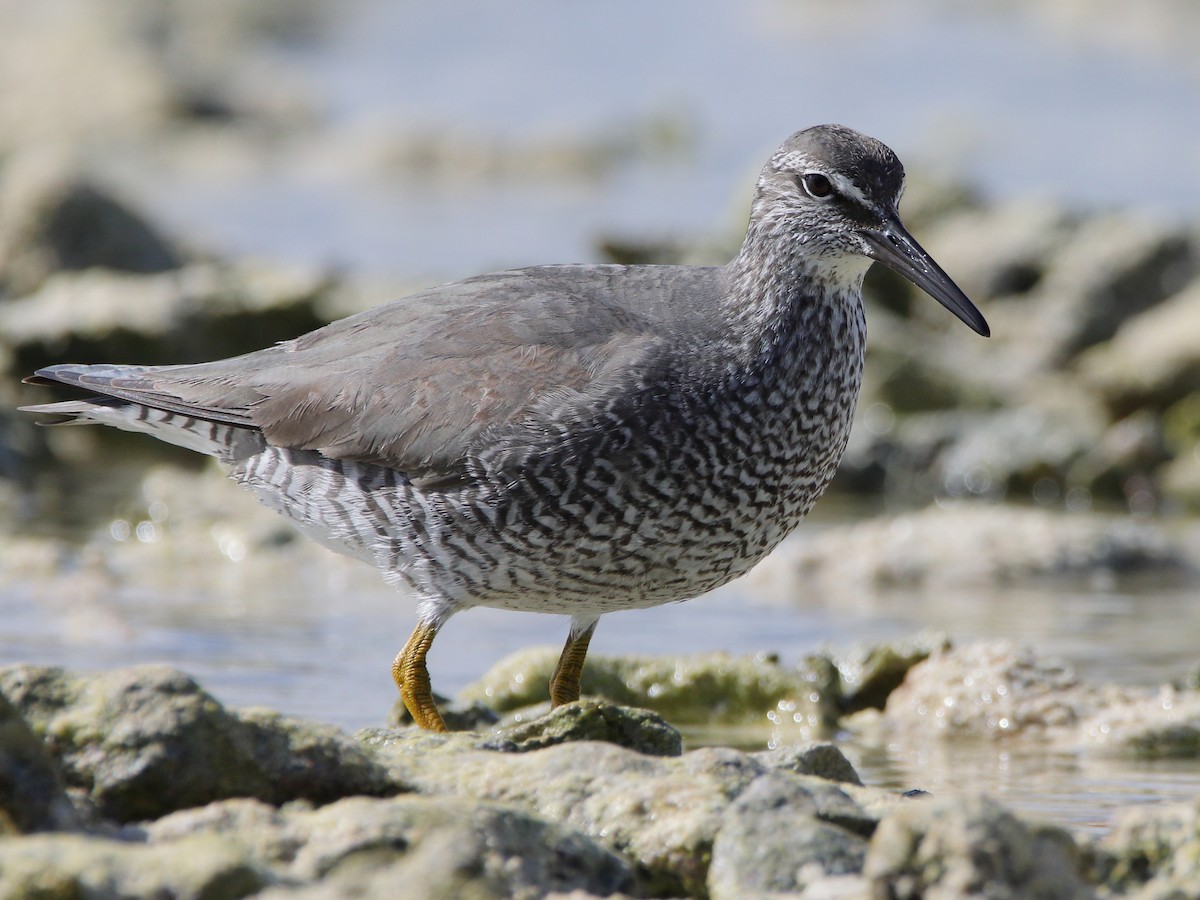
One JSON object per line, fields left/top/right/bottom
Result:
{"left": 22, "top": 125, "right": 988, "bottom": 731}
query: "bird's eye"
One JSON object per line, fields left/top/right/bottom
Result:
{"left": 801, "top": 173, "right": 834, "bottom": 199}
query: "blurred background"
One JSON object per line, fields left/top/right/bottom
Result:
{"left": 1, "top": 0, "right": 1200, "bottom": 831}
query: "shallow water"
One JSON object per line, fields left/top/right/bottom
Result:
{"left": 113, "top": 0, "right": 1200, "bottom": 280}
{"left": 4, "top": 492, "right": 1199, "bottom": 835}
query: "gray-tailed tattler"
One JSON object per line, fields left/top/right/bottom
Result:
{"left": 23, "top": 124, "right": 988, "bottom": 731}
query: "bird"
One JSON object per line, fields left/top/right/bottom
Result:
{"left": 21, "top": 124, "right": 988, "bottom": 732}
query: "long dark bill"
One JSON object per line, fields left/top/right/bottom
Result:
{"left": 862, "top": 218, "right": 990, "bottom": 337}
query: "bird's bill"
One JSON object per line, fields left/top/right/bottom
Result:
{"left": 861, "top": 218, "right": 990, "bottom": 337}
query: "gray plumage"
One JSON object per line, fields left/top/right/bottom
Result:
{"left": 22, "top": 125, "right": 987, "bottom": 724}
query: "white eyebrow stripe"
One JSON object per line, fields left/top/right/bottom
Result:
{"left": 830, "top": 173, "right": 869, "bottom": 207}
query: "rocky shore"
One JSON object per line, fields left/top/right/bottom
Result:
{"left": 3, "top": 642, "right": 1200, "bottom": 898}
{"left": 3, "top": 3, "right": 1200, "bottom": 897}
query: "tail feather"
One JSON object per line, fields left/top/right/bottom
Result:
{"left": 21, "top": 364, "right": 263, "bottom": 460}
{"left": 25, "top": 364, "right": 255, "bottom": 428}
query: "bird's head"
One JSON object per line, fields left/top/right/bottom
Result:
{"left": 748, "top": 124, "right": 989, "bottom": 336}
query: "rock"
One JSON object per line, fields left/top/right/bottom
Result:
{"left": 707, "top": 772, "right": 869, "bottom": 899}
{"left": 1091, "top": 800, "right": 1200, "bottom": 898}
{"left": 754, "top": 504, "right": 1191, "bottom": 595}
{"left": 232, "top": 707, "right": 397, "bottom": 804}
{"left": 3, "top": 261, "right": 338, "bottom": 376}
{"left": 754, "top": 742, "right": 863, "bottom": 787}
{"left": 837, "top": 399, "right": 1110, "bottom": 504}
{"left": 0, "top": 664, "right": 393, "bottom": 822}
{"left": 1024, "top": 215, "right": 1198, "bottom": 366}
{"left": 388, "top": 691, "right": 501, "bottom": 732}
{"left": 0, "top": 4, "right": 174, "bottom": 155}
{"left": 917, "top": 199, "right": 1077, "bottom": 303}
{"left": 459, "top": 646, "right": 842, "bottom": 734}
{"left": 1065, "top": 410, "right": 1170, "bottom": 508}
{"left": 486, "top": 698, "right": 683, "bottom": 757}
{"left": 148, "top": 795, "right": 635, "bottom": 900}
{"left": 1078, "top": 278, "right": 1200, "bottom": 417}
{"left": 864, "top": 794, "right": 1090, "bottom": 898}
{"left": 0, "top": 831, "right": 265, "bottom": 899}
{"left": 1077, "top": 685, "right": 1200, "bottom": 758}
{"left": 0, "top": 150, "right": 182, "bottom": 297}
{"left": 0, "top": 689, "right": 77, "bottom": 834}
{"left": 834, "top": 635, "right": 948, "bottom": 715}
{"left": 364, "top": 732, "right": 881, "bottom": 898}
{"left": 880, "top": 642, "right": 1093, "bottom": 739}
{"left": 847, "top": 640, "right": 1200, "bottom": 763}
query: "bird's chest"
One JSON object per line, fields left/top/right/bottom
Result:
{"left": 678, "top": 301, "right": 867, "bottom": 555}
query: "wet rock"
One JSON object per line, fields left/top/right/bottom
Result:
{"left": 364, "top": 732, "right": 882, "bottom": 898}
{"left": 0, "top": 831, "right": 264, "bottom": 899}
{"left": 864, "top": 793, "right": 1090, "bottom": 898}
{"left": 834, "top": 635, "right": 948, "bottom": 715}
{"left": 486, "top": 698, "right": 683, "bottom": 757}
{"left": 0, "top": 689, "right": 77, "bottom": 834}
{"left": 754, "top": 742, "right": 863, "bottom": 787}
{"left": 0, "top": 664, "right": 393, "bottom": 822}
{"left": 1077, "top": 684, "right": 1200, "bottom": 758}
{"left": 460, "top": 646, "right": 842, "bottom": 734}
{"left": 880, "top": 641, "right": 1094, "bottom": 739}
{"left": 756, "top": 504, "right": 1191, "bottom": 594}
{"left": 148, "top": 795, "right": 635, "bottom": 900}
{"left": 388, "top": 691, "right": 501, "bottom": 732}
{"left": 707, "top": 772, "right": 868, "bottom": 899}
{"left": 0, "top": 150, "right": 182, "bottom": 298}
{"left": 1091, "top": 800, "right": 1200, "bottom": 898}
{"left": 849, "top": 640, "right": 1200, "bottom": 764}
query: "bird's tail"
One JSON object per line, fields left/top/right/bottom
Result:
{"left": 21, "top": 364, "right": 263, "bottom": 461}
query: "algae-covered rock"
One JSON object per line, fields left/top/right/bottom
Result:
{"left": 0, "top": 664, "right": 393, "bottom": 822}
{"left": 231, "top": 706, "right": 396, "bottom": 804}
{"left": 835, "top": 634, "right": 948, "bottom": 715}
{"left": 0, "top": 689, "right": 77, "bottom": 834}
{"left": 864, "top": 793, "right": 1090, "bottom": 899}
{"left": 460, "top": 646, "right": 842, "bottom": 734}
{"left": 365, "top": 732, "right": 878, "bottom": 897}
{"left": 880, "top": 641, "right": 1092, "bottom": 739}
{"left": 753, "top": 742, "right": 863, "bottom": 786}
{"left": 1090, "top": 800, "right": 1200, "bottom": 898}
{"left": 0, "top": 831, "right": 265, "bottom": 899}
{"left": 708, "top": 772, "right": 869, "bottom": 899}
{"left": 487, "top": 697, "right": 682, "bottom": 757}
{"left": 853, "top": 640, "right": 1200, "bottom": 765}
{"left": 1077, "top": 685, "right": 1200, "bottom": 758}
{"left": 148, "top": 795, "right": 635, "bottom": 900}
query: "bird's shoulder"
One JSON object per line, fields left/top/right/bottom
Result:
{"left": 170, "top": 263, "right": 729, "bottom": 482}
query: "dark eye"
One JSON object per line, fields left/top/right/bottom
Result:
{"left": 802, "top": 173, "right": 834, "bottom": 199}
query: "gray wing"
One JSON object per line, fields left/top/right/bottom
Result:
{"left": 28, "top": 265, "right": 725, "bottom": 484}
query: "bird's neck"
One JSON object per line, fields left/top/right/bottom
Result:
{"left": 722, "top": 228, "right": 870, "bottom": 366}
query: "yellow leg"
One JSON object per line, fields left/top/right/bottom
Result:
{"left": 549, "top": 619, "right": 598, "bottom": 708}
{"left": 392, "top": 620, "right": 447, "bottom": 732}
